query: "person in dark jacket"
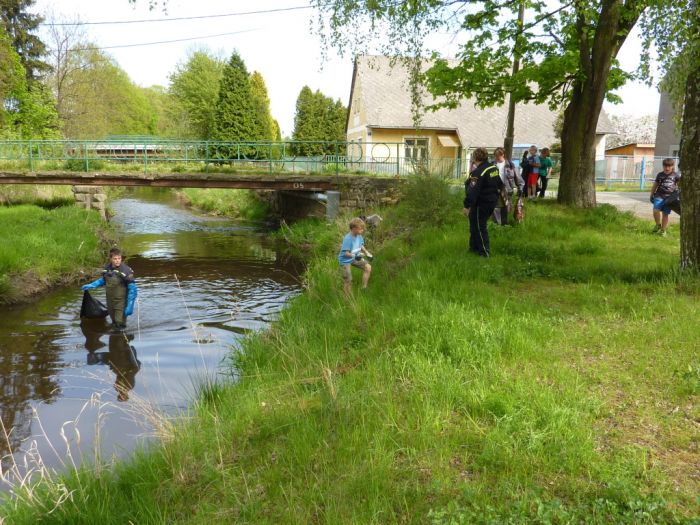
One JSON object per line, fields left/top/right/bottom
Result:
{"left": 463, "top": 148, "right": 501, "bottom": 257}
{"left": 81, "top": 247, "right": 138, "bottom": 330}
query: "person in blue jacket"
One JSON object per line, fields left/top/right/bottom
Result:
{"left": 82, "top": 247, "right": 137, "bottom": 330}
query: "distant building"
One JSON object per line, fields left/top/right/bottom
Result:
{"left": 654, "top": 91, "right": 680, "bottom": 157}
{"left": 346, "top": 55, "right": 615, "bottom": 175}
{"left": 605, "top": 143, "right": 656, "bottom": 161}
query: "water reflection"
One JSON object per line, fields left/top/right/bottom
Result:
{"left": 81, "top": 320, "right": 142, "bottom": 402}
{"left": 0, "top": 316, "right": 62, "bottom": 471}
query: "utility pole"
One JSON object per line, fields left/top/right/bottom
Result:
{"left": 503, "top": 0, "right": 525, "bottom": 160}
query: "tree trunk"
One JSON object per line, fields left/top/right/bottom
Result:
{"left": 679, "top": 65, "right": 700, "bottom": 270}
{"left": 558, "top": 0, "right": 634, "bottom": 208}
{"left": 557, "top": 83, "right": 602, "bottom": 207}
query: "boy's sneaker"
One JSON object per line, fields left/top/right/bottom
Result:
{"left": 659, "top": 230, "right": 667, "bottom": 237}
{"left": 652, "top": 224, "right": 661, "bottom": 233}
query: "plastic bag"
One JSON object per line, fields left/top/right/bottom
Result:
{"left": 80, "top": 290, "right": 109, "bottom": 318}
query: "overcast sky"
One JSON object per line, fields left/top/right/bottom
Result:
{"left": 33, "top": 0, "right": 660, "bottom": 137}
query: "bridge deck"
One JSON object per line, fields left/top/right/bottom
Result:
{"left": 0, "top": 171, "right": 338, "bottom": 191}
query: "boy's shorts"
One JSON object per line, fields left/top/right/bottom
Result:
{"left": 527, "top": 172, "right": 539, "bottom": 186}
{"left": 652, "top": 197, "right": 672, "bottom": 215}
{"left": 340, "top": 260, "right": 368, "bottom": 282}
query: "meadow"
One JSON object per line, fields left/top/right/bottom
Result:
{"left": 1, "top": 177, "right": 698, "bottom": 524}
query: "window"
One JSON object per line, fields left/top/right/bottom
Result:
{"left": 404, "top": 138, "right": 428, "bottom": 161}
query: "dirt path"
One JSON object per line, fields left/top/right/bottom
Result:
{"left": 595, "top": 192, "right": 680, "bottom": 223}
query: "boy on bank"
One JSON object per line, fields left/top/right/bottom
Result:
{"left": 338, "top": 217, "right": 372, "bottom": 296}
{"left": 650, "top": 158, "right": 681, "bottom": 236}
{"left": 82, "top": 247, "right": 138, "bottom": 330}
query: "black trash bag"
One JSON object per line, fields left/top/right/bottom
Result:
{"left": 80, "top": 290, "right": 109, "bottom": 318}
{"left": 661, "top": 190, "right": 681, "bottom": 216}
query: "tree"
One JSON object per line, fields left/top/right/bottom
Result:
{"left": 1, "top": 26, "right": 57, "bottom": 138}
{"left": 212, "top": 51, "right": 257, "bottom": 143}
{"left": 0, "top": 0, "right": 50, "bottom": 82}
{"left": 606, "top": 114, "right": 657, "bottom": 148}
{"left": 640, "top": 0, "right": 700, "bottom": 270}
{"left": 0, "top": 25, "right": 24, "bottom": 131}
{"left": 51, "top": 46, "right": 156, "bottom": 138}
{"left": 292, "top": 86, "right": 347, "bottom": 156}
{"left": 168, "top": 49, "right": 224, "bottom": 139}
{"left": 249, "top": 71, "right": 276, "bottom": 141}
{"left": 313, "top": 0, "right": 649, "bottom": 207}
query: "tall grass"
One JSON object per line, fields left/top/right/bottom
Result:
{"left": 1, "top": 180, "right": 698, "bottom": 523}
{"left": 0, "top": 204, "right": 110, "bottom": 303}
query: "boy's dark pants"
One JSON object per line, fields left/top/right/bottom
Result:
{"left": 106, "top": 280, "right": 127, "bottom": 326}
{"left": 538, "top": 176, "right": 548, "bottom": 198}
{"left": 469, "top": 202, "right": 496, "bottom": 256}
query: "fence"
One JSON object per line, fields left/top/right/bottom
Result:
{"left": 0, "top": 139, "right": 464, "bottom": 178}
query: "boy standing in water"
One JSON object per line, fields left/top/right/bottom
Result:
{"left": 82, "top": 247, "right": 138, "bottom": 330}
{"left": 338, "top": 217, "right": 372, "bottom": 297}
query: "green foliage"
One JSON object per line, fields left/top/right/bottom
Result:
{"left": 51, "top": 47, "right": 157, "bottom": 138}
{"left": 249, "top": 71, "right": 276, "bottom": 141}
{"left": 0, "top": 0, "right": 49, "bottom": 81}
{"left": 167, "top": 49, "right": 225, "bottom": 139}
{"left": 291, "top": 85, "right": 347, "bottom": 156}
{"left": 396, "top": 173, "right": 457, "bottom": 227}
{"left": 212, "top": 51, "right": 257, "bottom": 144}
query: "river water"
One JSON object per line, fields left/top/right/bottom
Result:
{"left": 0, "top": 189, "right": 302, "bottom": 487}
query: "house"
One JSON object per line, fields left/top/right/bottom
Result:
{"left": 346, "top": 55, "right": 615, "bottom": 175}
{"left": 654, "top": 90, "right": 680, "bottom": 158}
{"left": 605, "top": 142, "right": 656, "bottom": 161}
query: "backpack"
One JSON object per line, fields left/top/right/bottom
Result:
{"left": 520, "top": 155, "right": 530, "bottom": 175}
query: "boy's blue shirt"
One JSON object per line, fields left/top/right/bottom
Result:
{"left": 338, "top": 232, "right": 364, "bottom": 264}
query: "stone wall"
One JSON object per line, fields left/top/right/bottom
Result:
{"left": 72, "top": 185, "right": 107, "bottom": 219}
{"left": 334, "top": 176, "right": 402, "bottom": 213}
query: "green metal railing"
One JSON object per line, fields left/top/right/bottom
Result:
{"left": 0, "top": 139, "right": 467, "bottom": 178}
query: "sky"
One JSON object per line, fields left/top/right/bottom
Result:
{"left": 32, "top": 0, "right": 660, "bottom": 137}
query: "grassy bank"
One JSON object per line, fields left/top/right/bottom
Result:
{"left": 176, "top": 187, "right": 270, "bottom": 220}
{"left": 0, "top": 204, "right": 111, "bottom": 303}
{"left": 2, "top": 178, "right": 698, "bottom": 523}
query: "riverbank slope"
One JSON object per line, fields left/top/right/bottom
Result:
{"left": 2, "top": 180, "right": 698, "bottom": 523}
{"left": 0, "top": 203, "right": 112, "bottom": 304}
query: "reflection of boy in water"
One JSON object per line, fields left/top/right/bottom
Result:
{"left": 107, "top": 333, "right": 141, "bottom": 402}
{"left": 83, "top": 321, "right": 141, "bottom": 402}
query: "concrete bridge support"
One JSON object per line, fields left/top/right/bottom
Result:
{"left": 72, "top": 185, "right": 107, "bottom": 219}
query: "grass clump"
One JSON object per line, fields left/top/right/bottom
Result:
{"left": 1, "top": 182, "right": 698, "bottom": 523}
{"left": 0, "top": 204, "right": 110, "bottom": 303}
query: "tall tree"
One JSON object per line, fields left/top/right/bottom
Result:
{"left": 292, "top": 86, "right": 347, "bottom": 156}
{"left": 212, "top": 51, "right": 257, "bottom": 143}
{"left": 640, "top": 0, "right": 700, "bottom": 270}
{"left": 1, "top": 26, "right": 57, "bottom": 138}
{"left": 0, "top": 0, "right": 49, "bottom": 81}
{"left": 313, "top": 0, "right": 647, "bottom": 207}
{"left": 51, "top": 46, "right": 156, "bottom": 138}
{"left": 249, "top": 71, "right": 275, "bottom": 141}
{"left": 168, "top": 49, "right": 224, "bottom": 139}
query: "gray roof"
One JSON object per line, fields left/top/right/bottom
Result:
{"left": 350, "top": 55, "right": 615, "bottom": 148}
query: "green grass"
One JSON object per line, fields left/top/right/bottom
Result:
{"left": 177, "top": 188, "right": 270, "bottom": 220}
{"left": 0, "top": 184, "right": 74, "bottom": 207}
{"left": 0, "top": 204, "right": 110, "bottom": 303}
{"left": 1, "top": 179, "right": 698, "bottom": 523}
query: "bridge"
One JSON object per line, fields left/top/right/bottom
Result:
{"left": 0, "top": 139, "right": 441, "bottom": 219}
